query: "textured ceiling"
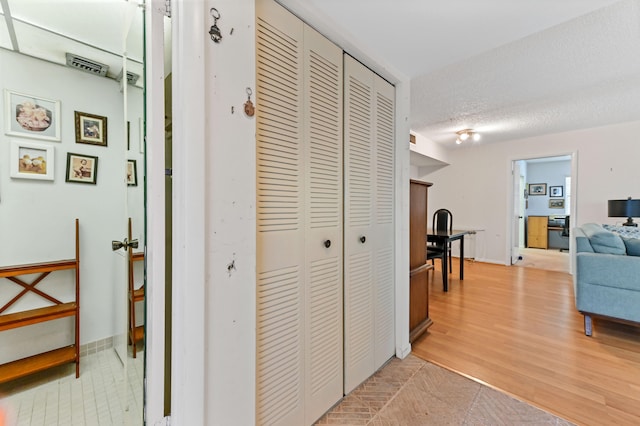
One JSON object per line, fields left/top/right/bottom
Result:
{"left": 278, "top": 0, "right": 640, "bottom": 148}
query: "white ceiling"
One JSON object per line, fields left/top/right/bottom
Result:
{"left": 278, "top": 0, "right": 640, "bottom": 148}
{"left": 0, "top": 0, "right": 144, "bottom": 88}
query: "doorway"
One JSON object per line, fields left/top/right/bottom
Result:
{"left": 511, "top": 154, "right": 575, "bottom": 274}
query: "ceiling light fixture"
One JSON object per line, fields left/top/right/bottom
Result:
{"left": 455, "top": 129, "right": 480, "bottom": 144}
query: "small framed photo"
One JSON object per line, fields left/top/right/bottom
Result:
{"left": 5, "top": 90, "right": 61, "bottom": 141}
{"left": 528, "top": 183, "right": 547, "bottom": 196}
{"left": 549, "top": 199, "right": 565, "bottom": 209}
{"left": 549, "top": 186, "right": 563, "bottom": 197}
{"left": 66, "top": 152, "right": 98, "bottom": 184}
{"left": 10, "top": 140, "right": 55, "bottom": 180}
{"left": 75, "top": 111, "right": 108, "bottom": 146}
{"left": 127, "top": 159, "right": 138, "bottom": 186}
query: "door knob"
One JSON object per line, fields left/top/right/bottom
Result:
{"left": 112, "top": 238, "right": 139, "bottom": 251}
{"left": 324, "top": 239, "right": 331, "bottom": 248}
{"left": 360, "top": 236, "right": 366, "bottom": 244}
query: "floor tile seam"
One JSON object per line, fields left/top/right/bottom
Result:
{"left": 365, "top": 359, "right": 429, "bottom": 425}
{"left": 460, "top": 383, "right": 483, "bottom": 425}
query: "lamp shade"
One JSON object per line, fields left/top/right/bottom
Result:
{"left": 608, "top": 198, "right": 640, "bottom": 226}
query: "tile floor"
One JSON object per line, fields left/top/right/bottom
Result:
{"left": 0, "top": 346, "right": 143, "bottom": 426}
{"left": 317, "top": 355, "right": 574, "bottom": 425}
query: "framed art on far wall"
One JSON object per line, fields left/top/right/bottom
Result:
{"left": 549, "top": 186, "right": 563, "bottom": 197}
{"left": 66, "top": 152, "right": 98, "bottom": 184}
{"left": 528, "top": 183, "right": 547, "bottom": 196}
{"left": 10, "top": 140, "right": 55, "bottom": 180}
{"left": 549, "top": 199, "right": 565, "bottom": 209}
{"left": 75, "top": 111, "right": 107, "bottom": 146}
{"left": 5, "top": 90, "right": 61, "bottom": 141}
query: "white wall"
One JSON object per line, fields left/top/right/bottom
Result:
{"left": 0, "top": 50, "right": 143, "bottom": 362}
{"left": 415, "top": 120, "right": 640, "bottom": 264}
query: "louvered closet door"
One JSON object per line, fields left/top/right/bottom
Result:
{"left": 372, "top": 74, "right": 395, "bottom": 370}
{"left": 303, "top": 25, "right": 343, "bottom": 426}
{"left": 256, "top": 1, "right": 305, "bottom": 424}
{"left": 343, "top": 55, "right": 395, "bottom": 393}
{"left": 256, "top": 1, "right": 344, "bottom": 425}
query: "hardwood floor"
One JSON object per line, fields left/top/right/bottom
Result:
{"left": 412, "top": 259, "right": 640, "bottom": 426}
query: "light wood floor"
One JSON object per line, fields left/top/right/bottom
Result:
{"left": 413, "top": 259, "right": 640, "bottom": 426}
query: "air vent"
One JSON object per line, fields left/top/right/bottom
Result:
{"left": 65, "top": 53, "right": 108, "bottom": 77}
{"left": 116, "top": 70, "right": 140, "bottom": 86}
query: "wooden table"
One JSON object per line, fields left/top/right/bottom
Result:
{"left": 427, "top": 229, "right": 470, "bottom": 291}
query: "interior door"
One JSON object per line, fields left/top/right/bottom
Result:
{"left": 511, "top": 161, "right": 523, "bottom": 264}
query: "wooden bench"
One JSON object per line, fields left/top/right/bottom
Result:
{"left": 0, "top": 219, "right": 80, "bottom": 383}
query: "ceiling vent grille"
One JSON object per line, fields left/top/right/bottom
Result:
{"left": 65, "top": 53, "right": 108, "bottom": 77}
{"left": 117, "top": 70, "right": 140, "bottom": 85}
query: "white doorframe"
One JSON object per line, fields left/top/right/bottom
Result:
{"left": 507, "top": 152, "right": 578, "bottom": 268}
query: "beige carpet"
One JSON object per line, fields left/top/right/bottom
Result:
{"left": 513, "top": 248, "right": 569, "bottom": 273}
{"left": 317, "top": 355, "right": 573, "bottom": 425}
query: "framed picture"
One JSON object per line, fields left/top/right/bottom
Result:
{"left": 549, "top": 186, "right": 563, "bottom": 197}
{"left": 66, "top": 152, "right": 98, "bottom": 184}
{"left": 75, "top": 111, "right": 107, "bottom": 146}
{"left": 528, "top": 183, "right": 547, "bottom": 196}
{"left": 10, "top": 140, "right": 54, "bottom": 180}
{"left": 4, "top": 90, "right": 61, "bottom": 141}
{"left": 549, "top": 199, "right": 565, "bottom": 209}
{"left": 127, "top": 159, "right": 137, "bottom": 186}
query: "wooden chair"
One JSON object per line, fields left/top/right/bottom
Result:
{"left": 128, "top": 218, "right": 144, "bottom": 358}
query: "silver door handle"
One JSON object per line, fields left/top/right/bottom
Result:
{"left": 112, "top": 238, "right": 139, "bottom": 251}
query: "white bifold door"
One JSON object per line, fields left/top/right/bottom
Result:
{"left": 256, "top": 0, "right": 344, "bottom": 424}
{"left": 343, "top": 54, "right": 396, "bottom": 394}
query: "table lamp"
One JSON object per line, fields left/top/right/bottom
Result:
{"left": 608, "top": 197, "right": 640, "bottom": 227}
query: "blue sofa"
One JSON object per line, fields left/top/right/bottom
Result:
{"left": 573, "top": 223, "right": 640, "bottom": 336}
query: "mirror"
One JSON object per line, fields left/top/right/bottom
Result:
{"left": 0, "top": 1, "right": 145, "bottom": 424}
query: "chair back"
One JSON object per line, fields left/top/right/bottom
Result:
{"left": 433, "top": 208, "right": 453, "bottom": 233}
{"left": 562, "top": 215, "right": 570, "bottom": 237}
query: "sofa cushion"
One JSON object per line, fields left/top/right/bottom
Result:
{"left": 622, "top": 237, "right": 640, "bottom": 256}
{"left": 581, "top": 223, "right": 626, "bottom": 255}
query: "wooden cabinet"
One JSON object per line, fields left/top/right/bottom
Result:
{"left": 409, "top": 180, "right": 433, "bottom": 342}
{"left": 527, "top": 216, "right": 548, "bottom": 249}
